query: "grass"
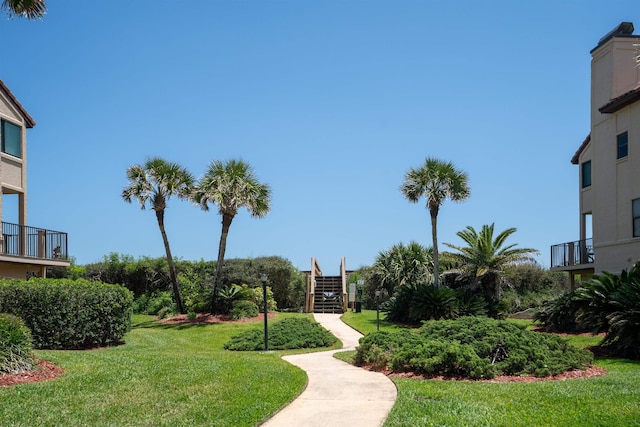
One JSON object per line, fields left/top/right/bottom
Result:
{"left": 341, "top": 311, "right": 640, "bottom": 426}
{"left": 340, "top": 309, "right": 411, "bottom": 335}
{"left": 0, "top": 313, "right": 309, "bottom": 427}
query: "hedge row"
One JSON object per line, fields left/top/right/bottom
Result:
{"left": 0, "top": 279, "right": 133, "bottom": 349}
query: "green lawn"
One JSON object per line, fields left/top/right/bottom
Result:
{"left": 0, "top": 314, "right": 309, "bottom": 427}
{"left": 341, "top": 310, "right": 640, "bottom": 426}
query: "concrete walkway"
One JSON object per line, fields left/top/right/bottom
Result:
{"left": 261, "top": 313, "right": 397, "bottom": 427}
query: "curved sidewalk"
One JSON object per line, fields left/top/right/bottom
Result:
{"left": 261, "top": 313, "right": 397, "bottom": 427}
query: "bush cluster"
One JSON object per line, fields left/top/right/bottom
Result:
{"left": 230, "top": 300, "right": 259, "bottom": 320}
{"left": 0, "top": 278, "right": 133, "bottom": 349}
{"left": 382, "top": 282, "right": 496, "bottom": 324}
{"left": 355, "top": 317, "right": 593, "bottom": 380}
{"left": 52, "top": 253, "right": 306, "bottom": 312}
{"left": 0, "top": 313, "right": 35, "bottom": 374}
{"left": 224, "top": 317, "right": 337, "bottom": 351}
{"left": 535, "top": 262, "right": 640, "bottom": 359}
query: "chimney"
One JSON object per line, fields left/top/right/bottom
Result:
{"left": 590, "top": 22, "right": 640, "bottom": 126}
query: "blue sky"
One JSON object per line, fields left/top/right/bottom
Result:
{"left": 1, "top": 1, "right": 637, "bottom": 274}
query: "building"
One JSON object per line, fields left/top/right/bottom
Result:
{"left": 551, "top": 22, "right": 640, "bottom": 287}
{"left": 0, "top": 80, "right": 69, "bottom": 278}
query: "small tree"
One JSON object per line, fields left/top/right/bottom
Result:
{"left": 444, "top": 223, "right": 538, "bottom": 300}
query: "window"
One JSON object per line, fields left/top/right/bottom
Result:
{"left": 581, "top": 160, "right": 591, "bottom": 188}
{"left": 634, "top": 199, "right": 640, "bottom": 238}
{"left": 1, "top": 119, "right": 21, "bottom": 158}
{"left": 617, "top": 131, "right": 628, "bottom": 159}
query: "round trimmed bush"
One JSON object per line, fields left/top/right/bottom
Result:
{"left": 0, "top": 313, "right": 35, "bottom": 374}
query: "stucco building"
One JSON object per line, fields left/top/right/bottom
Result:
{"left": 0, "top": 80, "right": 69, "bottom": 278}
{"left": 551, "top": 22, "right": 640, "bottom": 287}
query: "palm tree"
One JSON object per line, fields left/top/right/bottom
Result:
{"left": 122, "top": 157, "right": 194, "bottom": 314}
{"left": 193, "top": 159, "right": 271, "bottom": 312}
{"left": 2, "top": 0, "right": 46, "bottom": 19}
{"left": 444, "top": 223, "right": 539, "bottom": 300}
{"left": 371, "top": 241, "right": 433, "bottom": 295}
{"left": 401, "top": 157, "right": 470, "bottom": 287}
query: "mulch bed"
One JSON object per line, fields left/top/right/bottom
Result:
{"left": 380, "top": 364, "right": 608, "bottom": 382}
{"left": 0, "top": 360, "right": 64, "bottom": 387}
{"left": 160, "top": 312, "right": 276, "bottom": 325}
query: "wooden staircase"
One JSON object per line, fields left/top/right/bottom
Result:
{"left": 304, "top": 257, "right": 349, "bottom": 314}
{"left": 313, "top": 275, "right": 344, "bottom": 313}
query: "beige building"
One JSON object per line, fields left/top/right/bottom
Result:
{"left": 0, "top": 80, "right": 69, "bottom": 279}
{"left": 552, "top": 22, "right": 640, "bottom": 287}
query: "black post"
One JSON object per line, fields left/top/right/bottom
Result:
{"left": 261, "top": 272, "right": 269, "bottom": 352}
{"left": 376, "top": 289, "right": 380, "bottom": 331}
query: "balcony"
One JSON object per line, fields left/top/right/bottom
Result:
{"left": 551, "top": 238, "right": 594, "bottom": 269}
{"left": 1, "top": 221, "right": 68, "bottom": 262}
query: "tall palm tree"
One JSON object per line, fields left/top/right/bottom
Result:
{"left": 2, "top": 0, "right": 46, "bottom": 19}
{"left": 193, "top": 159, "right": 271, "bottom": 312}
{"left": 122, "top": 157, "right": 194, "bottom": 314}
{"left": 444, "top": 223, "right": 539, "bottom": 299}
{"left": 401, "top": 157, "right": 470, "bottom": 287}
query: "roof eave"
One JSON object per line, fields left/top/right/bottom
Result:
{"left": 0, "top": 80, "right": 36, "bottom": 128}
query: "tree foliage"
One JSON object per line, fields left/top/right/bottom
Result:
{"left": 122, "top": 157, "right": 194, "bottom": 313}
{"left": 444, "top": 223, "right": 539, "bottom": 300}
{"left": 193, "top": 159, "right": 271, "bottom": 312}
{"left": 401, "top": 157, "right": 470, "bottom": 287}
{"left": 2, "top": 0, "right": 45, "bottom": 19}
{"left": 370, "top": 241, "right": 432, "bottom": 295}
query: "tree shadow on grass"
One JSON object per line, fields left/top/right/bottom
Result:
{"left": 132, "top": 319, "right": 213, "bottom": 330}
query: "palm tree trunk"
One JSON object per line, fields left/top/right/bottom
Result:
{"left": 155, "top": 209, "right": 185, "bottom": 313}
{"left": 430, "top": 206, "right": 440, "bottom": 287}
{"left": 212, "top": 213, "right": 234, "bottom": 313}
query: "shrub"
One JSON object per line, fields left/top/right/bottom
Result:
{"left": 156, "top": 306, "right": 173, "bottom": 320}
{"left": 383, "top": 282, "right": 493, "bottom": 324}
{"left": 0, "top": 313, "right": 35, "bottom": 374}
{"left": 0, "top": 278, "right": 133, "bottom": 349}
{"left": 230, "top": 300, "right": 259, "bottom": 320}
{"left": 534, "top": 291, "right": 587, "bottom": 333}
{"left": 578, "top": 263, "right": 640, "bottom": 359}
{"left": 224, "top": 317, "right": 337, "bottom": 351}
{"left": 355, "top": 317, "right": 593, "bottom": 379}
{"left": 132, "top": 291, "right": 175, "bottom": 315}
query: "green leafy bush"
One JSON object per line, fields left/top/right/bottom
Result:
{"left": 534, "top": 291, "right": 587, "bottom": 333}
{"left": 0, "top": 278, "right": 133, "bottom": 349}
{"left": 355, "top": 317, "right": 593, "bottom": 379}
{"left": 230, "top": 300, "right": 259, "bottom": 320}
{"left": 0, "top": 313, "right": 35, "bottom": 374}
{"left": 133, "top": 291, "right": 175, "bottom": 315}
{"left": 224, "top": 317, "right": 337, "bottom": 351}
{"left": 578, "top": 263, "right": 640, "bottom": 359}
{"left": 535, "top": 262, "right": 640, "bottom": 359}
{"left": 383, "top": 282, "right": 491, "bottom": 324}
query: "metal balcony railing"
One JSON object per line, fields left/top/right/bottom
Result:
{"left": 550, "top": 238, "right": 594, "bottom": 268}
{"left": 1, "top": 221, "right": 68, "bottom": 261}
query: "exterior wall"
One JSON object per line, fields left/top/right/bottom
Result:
{"left": 0, "top": 85, "right": 28, "bottom": 224}
{"left": 584, "top": 33, "right": 640, "bottom": 274}
{"left": 0, "top": 261, "right": 44, "bottom": 279}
